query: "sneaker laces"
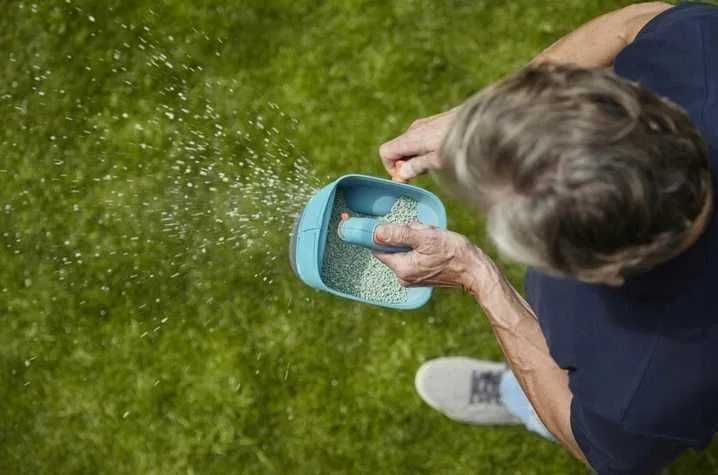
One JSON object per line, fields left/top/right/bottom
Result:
{"left": 469, "top": 370, "right": 503, "bottom": 405}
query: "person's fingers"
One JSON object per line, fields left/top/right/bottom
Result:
{"left": 378, "top": 139, "right": 401, "bottom": 174}
{"left": 396, "top": 152, "right": 443, "bottom": 181}
{"left": 389, "top": 159, "right": 408, "bottom": 183}
{"left": 371, "top": 251, "right": 412, "bottom": 286}
{"left": 379, "top": 108, "right": 458, "bottom": 180}
{"left": 379, "top": 132, "right": 431, "bottom": 161}
{"left": 379, "top": 130, "right": 432, "bottom": 174}
{"left": 374, "top": 223, "right": 428, "bottom": 248}
{"left": 371, "top": 250, "right": 401, "bottom": 269}
{"left": 407, "top": 222, "right": 435, "bottom": 231}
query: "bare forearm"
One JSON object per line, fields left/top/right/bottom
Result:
{"left": 464, "top": 251, "right": 586, "bottom": 462}
{"left": 532, "top": 2, "right": 672, "bottom": 68}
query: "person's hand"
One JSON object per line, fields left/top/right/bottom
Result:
{"left": 378, "top": 108, "right": 458, "bottom": 182}
{"left": 372, "top": 222, "right": 488, "bottom": 291}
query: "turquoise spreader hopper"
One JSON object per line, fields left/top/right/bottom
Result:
{"left": 289, "top": 174, "right": 447, "bottom": 309}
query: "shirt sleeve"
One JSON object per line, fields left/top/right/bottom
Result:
{"left": 571, "top": 399, "right": 687, "bottom": 475}
{"left": 614, "top": 2, "right": 716, "bottom": 134}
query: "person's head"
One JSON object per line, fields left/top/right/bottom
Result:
{"left": 439, "top": 63, "right": 712, "bottom": 285}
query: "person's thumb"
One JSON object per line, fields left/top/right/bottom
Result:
{"left": 374, "top": 223, "right": 420, "bottom": 248}
{"left": 397, "top": 152, "right": 441, "bottom": 181}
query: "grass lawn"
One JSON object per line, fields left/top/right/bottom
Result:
{"left": 1, "top": 0, "right": 717, "bottom": 473}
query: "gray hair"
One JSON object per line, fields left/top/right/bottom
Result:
{"left": 439, "top": 63, "right": 711, "bottom": 282}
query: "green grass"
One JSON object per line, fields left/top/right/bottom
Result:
{"left": 1, "top": 0, "right": 717, "bottom": 473}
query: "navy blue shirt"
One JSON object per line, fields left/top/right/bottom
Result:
{"left": 525, "top": 3, "right": 718, "bottom": 474}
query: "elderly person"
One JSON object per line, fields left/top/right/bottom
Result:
{"left": 374, "top": 2, "right": 718, "bottom": 473}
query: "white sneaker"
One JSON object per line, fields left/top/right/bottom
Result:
{"left": 415, "top": 357, "right": 521, "bottom": 425}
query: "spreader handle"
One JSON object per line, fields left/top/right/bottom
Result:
{"left": 337, "top": 217, "right": 410, "bottom": 253}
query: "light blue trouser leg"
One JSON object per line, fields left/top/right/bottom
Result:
{"left": 499, "top": 370, "right": 556, "bottom": 441}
